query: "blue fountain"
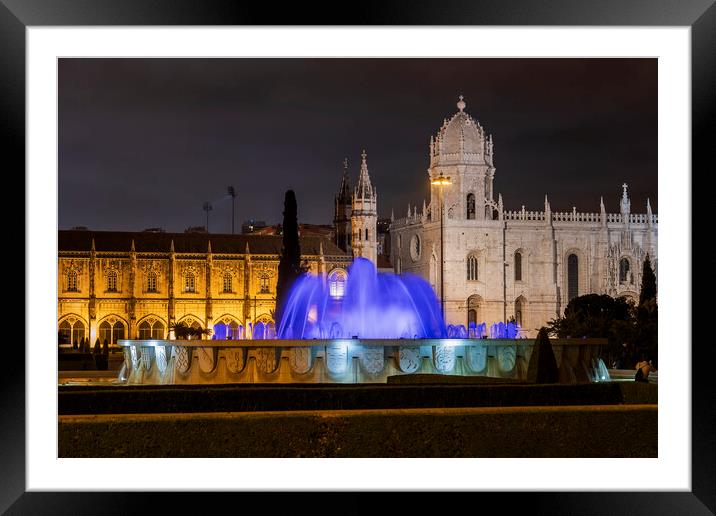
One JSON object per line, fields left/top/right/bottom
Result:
{"left": 278, "top": 257, "right": 447, "bottom": 340}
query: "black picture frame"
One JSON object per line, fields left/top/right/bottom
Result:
{"left": 4, "top": 0, "right": 712, "bottom": 512}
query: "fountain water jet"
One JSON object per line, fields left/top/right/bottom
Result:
{"left": 278, "top": 257, "right": 447, "bottom": 339}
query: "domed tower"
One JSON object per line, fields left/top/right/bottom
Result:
{"left": 333, "top": 158, "right": 352, "bottom": 253}
{"left": 351, "top": 150, "right": 378, "bottom": 265}
{"left": 429, "top": 96, "right": 496, "bottom": 221}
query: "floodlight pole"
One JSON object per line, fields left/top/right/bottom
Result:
{"left": 431, "top": 173, "right": 452, "bottom": 322}
{"left": 228, "top": 186, "right": 236, "bottom": 234}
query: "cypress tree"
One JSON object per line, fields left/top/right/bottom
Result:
{"left": 527, "top": 327, "right": 559, "bottom": 384}
{"left": 639, "top": 255, "right": 657, "bottom": 305}
{"left": 275, "top": 190, "right": 302, "bottom": 326}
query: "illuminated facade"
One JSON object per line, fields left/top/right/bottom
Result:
{"left": 58, "top": 231, "right": 350, "bottom": 346}
{"left": 390, "top": 97, "right": 658, "bottom": 337}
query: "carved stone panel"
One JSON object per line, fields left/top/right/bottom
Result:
{"left": 226, "top": 348, "right": 247, "bottom": 374}
{"left": 360, "top": 346, "right": 384, "bottom": 375}
{"left": 155, "top": 345, "right": 168, "bottom": 375}
{"left": 433, "top": 345, "right": 455, "bottom": 373}
{"left": 141, "top": 347, "right": 154, "bottom": 371}
{"left": 398, "top": 346, "right": 421, "bottom": 373}
{"left": 290, "top": 347, "right": 312, "bottom": 374}
{"left": 130, "top": 345, "right": 140, "bottom": 370}
{"left": 174, "top": 346, "right": 191, "bottom": 374}
{"left": 198, "top": 346, "right": 216, "bottom": 373}
{"left": 465, "top": 344, "right": 487, "bottom": 373}
{"left": 497, "top": 345, "right": 516, "bottom": 372}
{"left": 255, "top": 348, "right": 278, "bottom": 373}
{"left": 326, "top": 343, "right": 348, "bottom": 374}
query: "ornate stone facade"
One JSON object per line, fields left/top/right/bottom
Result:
{"left": 390, "top": 97, "right": 658, "bottom": 337}
{"left": 333, "top": 151, "right": 378, "bottom": 265}
{"left": 58, "top": 231, "right": 350, "bottom": 346}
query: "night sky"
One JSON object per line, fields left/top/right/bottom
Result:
{"left": 59, "top": 58, "right": 657, "bottom": 233}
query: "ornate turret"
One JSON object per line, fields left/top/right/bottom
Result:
{"left": 351, "top": 150, "right": 378, "bottom": 265}
{"left": 334, "top": 158, "right": 352, "bottom": 253}
{"left": 620, "top": 183, "right": 631, "bottom": 219}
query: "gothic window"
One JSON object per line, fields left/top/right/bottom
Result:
{"left": 58, "top": 318, "right": 85, "bottom": 346}
{"left": 619, "top": 258, "right": 631, "bottom": 284}
{"left": 184, "top": 272, "right": 195, "bottom": 293}
{"left": 365, "top": 228, "right": 369, "bottom": 240}
{"left": 99, "top": 319, "right": 126, "bottom": 345}
{"left": 467, "top": 255, "right": 478, "bottom": 281}
{"left": 328, "top": 269, "right": 347, "bottom": 298}
{"left": 567, "top": 254, "right": 579, "bottom": 301}
{"left": 139, "top": 318, "right": 165, "bottom": 339}
{"left": 223, "top": 272, "right": 232, "bottom": 293}
{"left": 106, "top": 270, "right": 118, "bottom": 292}
{"left": 67, "top": 270, "right": 78, "bottom": 292}
{"left": 147, "top": 271, "right": 157, "bottom": 292}
{"left": 467, "top": 295, "right": 482, "bottom": 329}
{"left": 514, "top": 252, "right": 523, "bottom": 281}
{"left": 259, "top": 275, "right": 270, "bottom": 293}
{"left": 467, "top": 193, "right": 476, "bottom": 220}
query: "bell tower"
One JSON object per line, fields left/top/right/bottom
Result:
{"left": 351, "top": 150, "right": 378, "bottom": 265}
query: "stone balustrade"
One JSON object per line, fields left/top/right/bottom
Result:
{"left": 117, "top": 338, "right": 608, "bottom": 385}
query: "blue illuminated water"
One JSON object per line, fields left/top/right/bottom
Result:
{"left": 278, "top": 257, "right": 446, "bottom": 339}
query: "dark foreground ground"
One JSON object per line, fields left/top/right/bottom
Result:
{"left": 58, "top": 381, "right": 657, "bottom": 458}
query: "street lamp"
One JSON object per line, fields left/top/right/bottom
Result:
{"left": 227, "top": 186, "right": 237, "bottom": 234}
{"left": 430, "top": 172, "right": 452, "bottom": 321}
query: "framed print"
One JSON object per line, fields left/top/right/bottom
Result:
{"left": 4, "top": 0, "right": 714, "bottom": 512}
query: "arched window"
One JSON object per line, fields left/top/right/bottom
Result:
{"left": 67, "top": 270, "right": 78, "bottom": 292}
{"left": 619, "top": 258, "right": 631, "bottom": 284}
{"left": 106, "top": 270, "right": 118, "bottom": 292}
{"left": 514, "top": 252, "right": 523, "bottom": 281}
{"left": 467, "top": 255, "right": 478, "bottom": 281}
{"left": 146, "top": 271, "right": 157, "bottom": 292}
{"left": 138, "top": 318, "right": 165, "bottom": 339}
{"left": 567, "top": 254, "right": 579, "bottom": 301}
{"left": 223, "top": 272, "right": 232, "bottom": 293}
{"left": 365, "top": 228, "right": 369, "bottom": 240}
{"left": 467, "top": 295, "right": 482, "bottom": 329}
{"left": 466, "top": 193, "right": 476, "bottom": 220}
{"left": 259, "top": 275, "right": 270, "bottom": 293}
{"left": 515, "top": 296, "right": 527, "bottom": 327}
{"left": 328, "top": 269, "right": 347, "bottom": 298}
{"left": 58, "top": 317, "right": 85, "bottom": 347}
{"left": 184, "top": 272, "right": 195, "bottom": 293}
{"left": 99, "top": 318, "right": 126, "bottom": 346}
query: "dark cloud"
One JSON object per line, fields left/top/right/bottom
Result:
{"left": 59, "top": 58, "right": 657, "bottom": 232}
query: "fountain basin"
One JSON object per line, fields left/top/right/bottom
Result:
{"left": 117, "top": 338, "right": 609, "bottom": 385}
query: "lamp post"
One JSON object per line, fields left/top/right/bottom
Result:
{"left": 431, "top": 172, "right": 452, "bottom": 321}
{"left": 203, "top": 201, "right": 213, "bottom": 233}
{"left": 227, "top": 186, "right": 236, "bottom": 234}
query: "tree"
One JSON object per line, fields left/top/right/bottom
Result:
{"left": 547, "top": 294, "right": 634, "bottom": 367}
{"left": 527, "top": 327, "right": 559, "bottom": 383}
{"left": 639, "top": 255, "right": 657, "bottom": 306}
{"left": 169, "top": 322, "right": 212, "bottom": 340}
{"left": 635, "top": 256, "right": 658, "bottom": 366}
{"left": 93, "top": 338, "right": 101, "bottom": 354}
{"left": 102, "top": 338, "right": 109, "bottom": 355}
{"left": 275, "top": 190, "right": 304, "bottom": 326}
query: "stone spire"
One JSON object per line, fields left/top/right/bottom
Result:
{"left": 170, "top": 239, "right": 174, "bottom": 253}
{"left": 130, "top": 238, "right": 135, "bottom": 253}
{"left": 390, "top": 208, "right": 394, "bottom": 222}
{"left": 620, "top": 183, "right": 631, "bottom": 216}
{"left": 355, "top": 150, "right": 374, "bottom": 200}
{"left": 337, "top": 158, "right": 351, "bottom": 203}
{"left": 91, "top": 238, "right": 96, "bottom": 252}
{"left": 647, "top": 198, "right": 653, "bottom": 226}
{"left": 600, "top": 196, "right": 607, "bottom": 226}
{"left": 207, "top": 239, "right": 212, "bottom": 254}
{"left": 544, "top": 194, "right": 551, "bottom": 222}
